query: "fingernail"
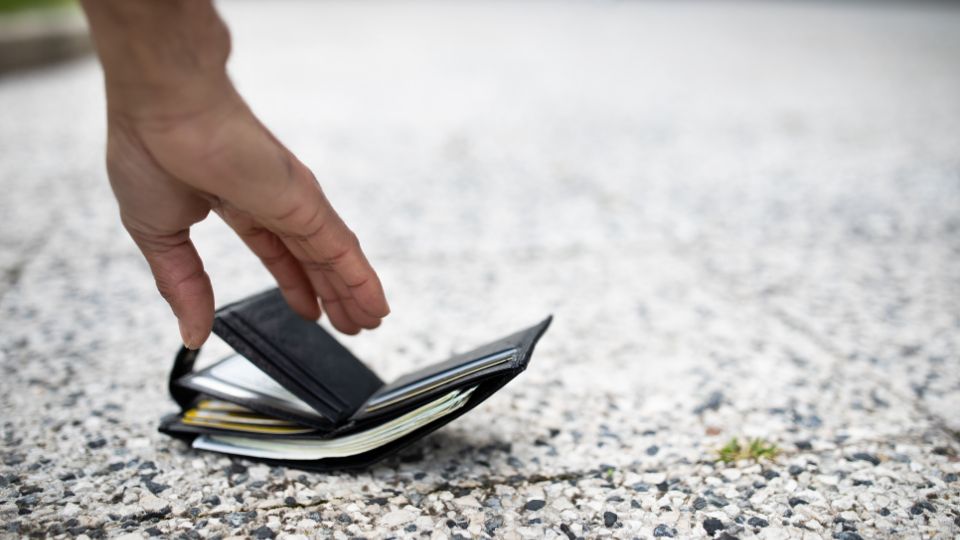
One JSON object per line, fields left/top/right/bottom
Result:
{"left": 178, "top": 320, "right": 198, "bottom": 350}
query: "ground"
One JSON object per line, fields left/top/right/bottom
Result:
{"left": 1, "top": 1, "right": 959, "bottom": 538}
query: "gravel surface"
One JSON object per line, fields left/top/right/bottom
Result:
{"left": 2, "top": 1, "right": 959, "bottom": 538}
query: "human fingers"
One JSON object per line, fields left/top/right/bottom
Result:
{"left": 128, "top": 226, "right": 214, "bottom": 349}
{"left": 216, "top": 205, "right": 320, "bottom": 321}
{"left": 268, "top": 168, "right": 390, "bottom": 320}
{"left": 318, "top": 267, "right": 383, "bottom": 330}
{"left": 140, "top": 102, "right": 389, "bottom": 323}
{"left": 280, "top": 236, "right": 364, "bottom": 335}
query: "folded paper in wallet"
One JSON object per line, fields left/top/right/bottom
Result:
{"left": 159, "top": 288, "right": 552, "bottom": 470}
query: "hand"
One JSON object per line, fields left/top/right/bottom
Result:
{"left": 81, "top": 0, "right": 389, "bottom": 348}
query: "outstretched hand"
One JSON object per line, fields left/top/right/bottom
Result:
{"left": 82, "top": 0, "right": 389, "bottom": 348}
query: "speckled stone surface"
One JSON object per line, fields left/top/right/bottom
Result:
{"left": 2, "top": 1, "right": 959, "bottom": 538}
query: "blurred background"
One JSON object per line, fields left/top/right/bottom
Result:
{"left": 0, "top": 0, "right": 88, "bottom": 72}
{"left": 1, "top": 0, "right": 958, "bottom": 537}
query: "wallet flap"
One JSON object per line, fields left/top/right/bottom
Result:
{"left": 212, "top": 289, "right": 384, "bottom": 423}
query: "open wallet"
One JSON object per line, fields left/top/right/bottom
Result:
{"left": 159, "top": 289, "right": 552, "bottom": 470}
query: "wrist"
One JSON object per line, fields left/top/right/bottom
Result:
{"left": 81, "top": 0, "right": 233, "bottom": 118}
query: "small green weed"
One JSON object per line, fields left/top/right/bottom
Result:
{"left": 717, "top": 437, "right": 779, "bottom": 463}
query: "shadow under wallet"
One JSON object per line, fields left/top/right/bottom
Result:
{"left": 159, "top": 288, "right": 552, "bottom": 471}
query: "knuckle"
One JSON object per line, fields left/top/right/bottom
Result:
{"left": 284, "top": 203, "right": 329, "bottom": 241}
{"left": 300, "top": 259, "right": 333, "bottom": 273}
{"left": 258, "top": 250, "right": 289, "bottom": 267}
{"left": 346, "top": 276, "right": 371, "bottom": 289}
{"left": 325, "top": 245, "right": 353, "bottom": 266}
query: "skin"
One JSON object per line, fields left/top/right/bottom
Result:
{"left": 79, "top": 0, "right": 389, "bottom": 348}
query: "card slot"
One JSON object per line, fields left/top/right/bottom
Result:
{"left": 349, "top": 361, "right": 516, "bottom": 425}
{"left": 221, "top": 315, "right": 351, "bottom": 413}
{"left": 186, "top": 410, "right": 298, "bottom": 427}
{"left": 177, "top": 372, "right": 331, "bottom": 427}
{"left": 363, "top": 348, "right": 517, "bottom": 414}
{"left": 177, "top": 333, "right": 349, "bottom": 429}
{"left": 182, "top": 418, "right": 315, "bottom": 435}
{"left": 174, "top": 378, "right": 335, "bottom": 429}
{"left": 162, "top": 417, "right": 323, "bottom": 439}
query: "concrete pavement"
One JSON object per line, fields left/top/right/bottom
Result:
{"left": 1, "top": 1, "right": 959, "bottom": 538}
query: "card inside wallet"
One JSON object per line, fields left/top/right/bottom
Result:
{"left": 158, "top": 288, "right": 551, "bottom": 470}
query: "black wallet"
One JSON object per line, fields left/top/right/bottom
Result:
{"left": 159, "top": 289, "right": 551, "bottom": 470}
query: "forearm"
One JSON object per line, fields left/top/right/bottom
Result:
{"left": 80, "top": 0, "right": 234, "bottom": 119}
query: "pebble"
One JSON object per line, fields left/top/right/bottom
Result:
{"left": 139, "top": 493, "right": 169, "bottom": 516}
{"left": 61, "top": 503, "right": 81, "bottom": 518}
{"left": 381, "top": 509, "right": 415, "bottom": 527}
{"left": 524, "top": 500, "right": 546, "bottom": 511}
{"left": 644, "top": 473, "right": 667, "bottom": 484}
{"left": 252, "top": 526, "right": 275, "bottom": 539}
{"left": 910, "top": 501, "right": 936, "bottom": 515}
{"left": 603, "top": 511, "right": 618, "bottom": 527}
{"left": 832, "top": 497, "right": 855, "bottom": 511}
{"left": 224, "top": 512, "right": 256, "bottom": 527}
{"left": 850, "top": 453, "right": 881, "bottom": 466}
{"left": 703, "top": 517, "right": 724, "bottom": 536}
{"left": 653, "top": 524, "right": 677, "bottom": 537}
{"left": 144, "top": 480, "right": 169, "bottom": 495}
{"left": 721, "top": 469, "right": 742, "bottom": 481}
{"left": 87, "top": 438, "right": 107, "bottom": 449}
{"left": 484, "top": 516, "right": 504, "bottom": 535}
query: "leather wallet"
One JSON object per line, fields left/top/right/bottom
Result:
{"left": 159, "top": 288, "right": 552, "bottom": 470}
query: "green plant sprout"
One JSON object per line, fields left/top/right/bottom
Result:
{"left": 717, "top": 438, "right": 779, "bottom": 463}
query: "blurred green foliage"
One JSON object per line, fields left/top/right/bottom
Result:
{"left": 717, "top": 437, "right": 780, "bottom": 463}
{"left": 0, "top": 0, "right": 75, "bottom": 14}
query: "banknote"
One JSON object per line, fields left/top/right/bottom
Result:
{"left": 192, "top": 386, "right": 476, "bottom": 460}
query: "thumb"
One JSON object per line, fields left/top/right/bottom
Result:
{"left": 131, "top": 228, "right": 215, "bottom": 349}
